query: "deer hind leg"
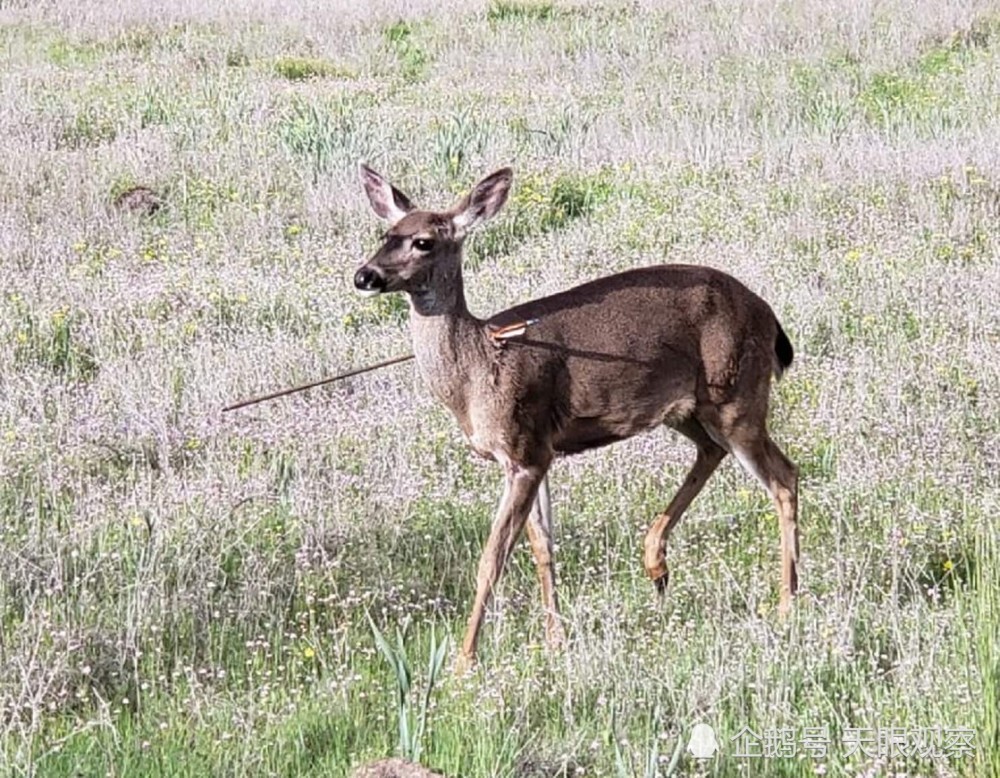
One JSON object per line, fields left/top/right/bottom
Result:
{"left": 643, "top": 418, "right": 727, "bottom": 595}
{"left": 728, "top": 429, "right": 799, "bottom": 614}
{"left": 524, "top": 475, "right": 565, "bottom": 649}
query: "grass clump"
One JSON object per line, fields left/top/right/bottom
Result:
{"left": 225, "top": 48, "right": 251, "bottom": 67}
{"left": 487, "top": 1, "right": 558, "bottom": 24}
{"left": 859, "top": 71, "right": 935, "bottom": 128}
{"left": 55, "top": 105, "right": 118, "bottom": 149}
{"left": 541, "top": 170, "right": 614, "bottom": 230}
{"left": 273, "top": 56, "right": 355, "bottom": 82}
{"left": 275, "top": 96, "right": 371, "bottom": 181}
{"left": 46, "top": 25, "right": 185, "bottom": 66}
{"left": 383, "top": 20, "right": 433, "bottom": 83}
{"left": 430, "top": 110, "right": 491, "bottom": 181}
{"left": 342, "top": 293, "right": 410, "bottom": 333}
{"left": 368, "top": 617, "right": 449, "bottom": 764}
{"left": 46, "top": 37, "right": 104, "bottom": 67}
{"left": 10, "top": 302, "right": 99, "bottom": 381}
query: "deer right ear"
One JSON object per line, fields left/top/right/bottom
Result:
{"left": 359, "top": 163, "right": 414, "bottom": 224}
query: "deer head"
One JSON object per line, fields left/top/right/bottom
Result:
{"left": 355, "top": 164, "right": 513, "bottom": 303}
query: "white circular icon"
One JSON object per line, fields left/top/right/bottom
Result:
{"left": 688, "top": 723, "right": 719, "bottom": 759}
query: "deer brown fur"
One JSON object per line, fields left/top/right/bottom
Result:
{"left": 356, "top": 164, "right": 799, "bottom": 670}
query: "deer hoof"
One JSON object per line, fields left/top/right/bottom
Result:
{"left": 454, "top": 652, "right": 476, "bottom": 677}
{"left": 546, "top": 620, "right": 567, "bottom": 650}
{"left": 652, "top": 570, "right": 670, "bottom": 596}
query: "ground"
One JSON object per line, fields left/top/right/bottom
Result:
{"left": 0, "top": 1, "right": 998, "bottom": 776}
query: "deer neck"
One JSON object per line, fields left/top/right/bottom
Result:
{"left": 406, "top": 261, "right": 489, "bottom": 418}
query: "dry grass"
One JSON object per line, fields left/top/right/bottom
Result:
{"left": 0, "top": 1, "right": 998, "bottom": 776}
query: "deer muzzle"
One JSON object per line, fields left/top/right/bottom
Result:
{"left": 354, "top": 266, "right": 386, "bottom": 297}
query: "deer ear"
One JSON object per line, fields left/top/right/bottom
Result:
{"left": 359, "top": 163, "right": 414, "bottom": 224}
{"left": 451, "top": 168, "right": 513, "bottom": 238}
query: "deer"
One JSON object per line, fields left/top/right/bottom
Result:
{"left": 355, "top": 164, "right": 799, "bottom": 671}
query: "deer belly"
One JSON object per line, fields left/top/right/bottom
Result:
{"left": 554, "top": 397, "right": 695, "bottom": 455}
{"left": 554, "top": 417, "right": 632, "bottom": 454}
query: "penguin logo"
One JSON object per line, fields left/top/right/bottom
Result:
{"left": 687, "top": 723, "right": 719, "bottom": 759}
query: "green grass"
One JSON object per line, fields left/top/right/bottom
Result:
{"left": 273, "top": 56, "right": 355, "bottom": 82}
{"left": 383, "top": 20, "right": 433, "bottom": 83}
{"left": 486, "top": 2, "right": 558, "bottom": 24}
{"left": 1, "top": 2, "right": 999, "bottom": 777}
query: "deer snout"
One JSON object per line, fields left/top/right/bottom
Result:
{"left": 354, "top": 266, "right": 386, "bottom": 297}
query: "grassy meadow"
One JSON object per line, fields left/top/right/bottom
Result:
{"left": 1, "top": 0, "right": 999, "bottom": 775}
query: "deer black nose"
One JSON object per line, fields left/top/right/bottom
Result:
{"left": 354, "top": 267, "right": 385, "bottom": 293}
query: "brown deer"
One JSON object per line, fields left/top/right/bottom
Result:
{"left": 356, "top": 164, "right": 799, "bottom": 670}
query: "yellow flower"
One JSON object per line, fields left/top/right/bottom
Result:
{"left": 943, "top": 559, "right": 954, "bottom": 573}
{"left": 303, "top": 646, "right": 315, "bottom": 659}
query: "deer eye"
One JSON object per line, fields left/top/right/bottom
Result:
{"left": 412, "top": 238, "right": 435, "bottom": 252}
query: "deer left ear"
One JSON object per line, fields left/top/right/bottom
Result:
{"left": 359, "top": 163, "right": 414, "bottom": 224}
{"left": 451, "top": 168, "right": 513, "bottom": 238}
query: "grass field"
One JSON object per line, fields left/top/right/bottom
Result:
{"left": 1, "top": 1, "right": 999, "bottom": 776}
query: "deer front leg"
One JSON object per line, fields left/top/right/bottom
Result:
{"left": 524, "top": 475, "right": 565, "bottom": 650}
{"left": 458, "top": 462, "right": 547, "bottom": 673}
